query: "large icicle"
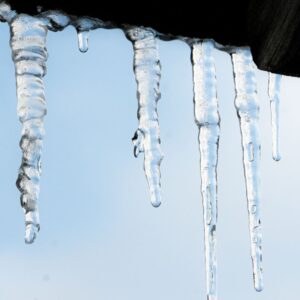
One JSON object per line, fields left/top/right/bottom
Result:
{"left": 126, "top": 27, "right": 163, "bottom": 207}
{"left": 231, "top": 48, "right": 263, "bottom": 291}
{"left": 191, "top": 40, "right": 220, "bottom": 300}
{"left": 268, "top": 73, "right": 282, "bottom": 161}
{"left": 10, "top": 15, "right": 48, "bottom": 244}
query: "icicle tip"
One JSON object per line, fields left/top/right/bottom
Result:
{"left": 25, "top": 223, "right": 39, "bottom": 244}
{"left": 254, "top": 283, "right": 263, "bottom": 292}
{"left": 151, "top": 199, "right": 161, "bottom": 208}
{"left": 272, "top": 153, "right": 281, "bottom": 162}
{"left": 150, "top": 191, "right": 161, "bottom": 208}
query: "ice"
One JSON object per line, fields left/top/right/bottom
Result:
{"left": 10, "top": 14, "right": 48, "bottom": 244}
{"left": 0, "top": 4, "right": 286, "bottom": 293}
{"left": 231, "top": 47, "right": 263, "bottom": 292}
{"left": 39, "top": 10, "right": 71, "bottom": 31}
{"left": 0, "top": 2, "right": 16, "bottom": 22}
{"left": 126, "top": 27, "right": 163, "bottom": 207}
{"left": 77, "top": 31, "right": 89, "bottom": 53}
{"left": 191, "top": 40, "right": 220, "bottom": 300}
{"left": 268, "top": 73, "right": 282, "bottom": 161}
{"left": 73, "top": 18, "right": 105, "bottom": 53}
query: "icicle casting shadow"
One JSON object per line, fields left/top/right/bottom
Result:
{"left": 0, "top": 2, "right": 284, "bottom": 299}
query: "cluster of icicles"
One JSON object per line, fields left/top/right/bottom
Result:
{"left": 0, "top": 3, "right": 283, "bottom": 299}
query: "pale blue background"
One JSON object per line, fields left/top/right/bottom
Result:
{"left": 0, "top": 22, "right": 298, "bottom": 299}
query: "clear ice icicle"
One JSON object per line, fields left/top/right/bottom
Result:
{"left": 10, "top": 14, "right": 48, "bottom": 244}
{"left": 231, "top": 48, "right": 263, "bottom": 291}
{"left": 73, "top": 18, "right": 105, "bottom": 53}
{"left": 77, "top": 30, "right": 89, "bottom": 53}
{"left": 126, "top": 27, "right": 163, "bottom": 207}
{"left": 191, "top": 40, "right": 220, "bottom": 300}
{"left": 268, "top": 73, "right": 282, "bottom": 161}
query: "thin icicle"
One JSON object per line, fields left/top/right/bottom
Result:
{"left": 231, "top": 48, "right": 263, "bottom": 291}
{"left": 10, "top": 14, "right": 48, "bottom": 244}
{"left": 268, "top": 73, "right": 282, "bottom": 161}
{"left": 191, "top": 40, "right": 220, "bottom": 300}
{"left": 126, "top": 27, "right": 163, "bottom": 207}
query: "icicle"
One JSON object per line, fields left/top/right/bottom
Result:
{"left": 126, "top": 27, "right": 163, "bottom": 207}
{"left": 77, "top": 30, "right": 89, "bottom": 53}
{"left": 72, "top": 18, "right": 105, "bottom": 53}
{"left": 231, "top": 48, "right": 263, "bottom": 291}
{"left": 191, "top": 40, "right": 220, "bottom": 300}
{"left": 10, "top": 14, "right": 48, "bottom": 244}
{"left": 268, "top": 73, "right": 282, "bottom": 161}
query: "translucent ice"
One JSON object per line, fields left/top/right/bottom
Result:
{"left": 231, "top": 47, "right": 263, "bottom": 292}
{"left": 126, "top": 27, "right": 163, "bottom": 207}
{"left": 73, "top": 17, "right": 105, "bottom": 53}
{"left": 0, "top": 2, "right": 16, "bottom": 22}
{"left": 77, "top": 30, "right": 89, "bottom": 53}
{"left": 10, "top": 14, "right": 48, "bottom": 244}
{"left": 268, "top": 73, "right": 282, "bottom": 161}
{"left": 191, "top": 40, "right": 220, "bottom": 300}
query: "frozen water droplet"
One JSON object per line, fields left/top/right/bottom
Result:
{"left": 126, "top": 27, "right": 163, "bottom": 208}
{"left": 77, "top": 31, "right": 89, "bottom": 53}
{"left": 231, "top": 47, "right": 263, "bottom": 292}
{"left": 191, "top": 40, "right": 220, "bottom": 300}
{"left": 268, "top": 73, "right": 282, "bottom": 161}
{"left": 10, "top": 14, "right": 48, "bottom": 243}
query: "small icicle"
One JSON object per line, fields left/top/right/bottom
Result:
{"left": 231, "top": 48, "right": 263, "bottom": 291}
{"left": 10, "top": 14, "right": 48, "bottom": 244}
{"left": 126, "top": 27, "right": 163, "bottom": 208}
{"left": 268, "top": 73, "right": 282, "bottom": 161}
{"left": 72, "top": 18, "right": 105, "bottom": 53}
{"left": 191, "top": 40, "right": 220, "bottom": 300}
{"left": 77, "top": 30, "right": 89, "bottom": 53}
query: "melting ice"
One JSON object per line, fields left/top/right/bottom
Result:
{"left": 10, "top": 14, "right": 48, "bottom": 244}
{"left": 126, "top": 27, "right": 164, "bottom": 208}
{"left": 231, "top": 47, "right": 263, "bottom": 292}
{"left": 0, "top": 2, "right": 286, "bottom": 298}
{"left": 268, "top": 73, "right": 282, "bottom": 161}
{"left": 191, "top": 40, "right": 220, "bottom": 300}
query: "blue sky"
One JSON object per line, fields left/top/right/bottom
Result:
{"left": 0, "top": 22, "right": 299, "bottom": 299}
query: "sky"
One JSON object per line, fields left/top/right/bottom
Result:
{"left": 0, "top": 22, "right": 299, "bottom": 300}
